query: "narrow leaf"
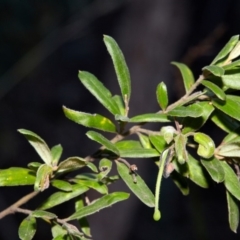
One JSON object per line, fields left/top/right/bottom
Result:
{"left": 116, "top": 161, "right": 155, "bottom": 207}
{"left": 18, "top": 216, "right": 36, "bottom": 240}
{"left": 63, "top": 107, "right": 116, "bottom": 133}
{"left": 187, "top": 154, "right": 209, "bottom": 188}
{"left": 220, "top": 161, "right": 240, "bottom": 200}
{"left": 18, "top": 129, "right": 52, "bottom": 165}
{"left": 130, "top": 113, "right": 170, "bottom": 123}
{"left": 27, "top": 162, "right": 42, "bottom": 172}
{"left": 182, "top": 101, "right": 214, "bottom": 134}
{"left": 211, "top": 35, "right": 239, "bottom": 65}
{"left": 201, "top": 80, "right": 226, "bottom": 100}
{"left": 222, "top": 73, "right": 240, "bottom": 90}
{"left": 149, "top": 135, "right": 167, "bottom": 153}
{"left": 57, "top": 157, "right": 87, "bottom": 174}
{"left": 51, "top": 144, "right": 63, "bottom": 166}
{"left": 228, "top": 41, "right": 240, "bottom": 61}
{"left": 73, "top": 179, "right": 108, "bottom": 194}
{"left": 0, "top": 167, "right": 35, "bottom": 186}
{"left": 156, "top": 82, "right": 168, "bottom": 110}
{"left": 86, "top": 131, "right": 119, "bottom": 155}
{"left": 115, "top": 140, "right": 142, "bottom": 150}
{"left": 51, "top": 224, "right": 67, "bottom": 238}
{"left": 39, "top": 184, "right": 89, "bottom": 210}
{"left": 51, "top": 180, "right": 73, "bottom": 192}
{"left": 32, "top": 210, "right": 57, "bottom": 219}
{"left": 137, "top": 133, "right": 152, "bottom": 149}
{"left": 34, "top": 164, "right": 52, "bottom": 191}
{"left": 78, "top": 71, "right": 120, "bottom": 114}
{"left": 171, "top": 62, "right": 195, "bottom": 92}
{"left": 98, "top": 158, "right": 112, "bottom": 180}
{"left": 174, "top": 134, "right": 188, "bottom": 164}
{"left": 213, "top": 95, "right": 240, "bottom": 122}
{"left": 211, "top": 109, "right": 240, "bottom": 133}
{"left": 117, "top": 148, "right": 159, "bottom": 158}
{"left": 171, "top": 171, "right": 189, "bottom": 196}
{"left": 68, "top": 192, "right": 129, "bottom": 220}
{"left": 217, "top": 143, "right": 240, "bottom": 158}
{"left": 226, "top": 190, "right": 239, "bottom": 233}
{"left": 167, "top": 103, "right": 203, "bottom": 118}
{"left": 202, "top": 65, "right": 225, "bottom": 77}
{"left": 104, "top": 35, "right": 131, "bottom": 103}
{"left": 223, "top": 59, "right": 240, "bottom": 70}
{"left": 201, "top": 157, "right": 225, "bottom": 183}
{"left": 112, "top": 95, "right": 125, "bottom": 116}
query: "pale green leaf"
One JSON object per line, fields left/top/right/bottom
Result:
{"left": 63, "top": 107, "right": 116, "bottom": 133}
{"left": 222, "top": 73, "right": 240, "bottom": 90}
{"left": 187, "top": 154, "right": 209, "bottom": 188}
{"left": 116, "top": 161, "right": 155, "bottom": 207}
{"left": 104, "top": 35, "right": 131, "bottom": 103}
{"left": 51, "top": 144, "right": 63, "bottom": 166}
{"left": 201, "top": 157, "right": 225, "bottom": 183}
{"left": 226, "top": 190, "right": 239, "bottom": 233}
{"left": 32, "top": 210, "right": 57, "bottom": 219}
{"left": 98, "top": 158, "right": 112, "bottom": 180}
{"left": 171, "top": 62, "right": 195, "bottom": 92}
{"left": 130, "top": 113, "right": 170, "bottom": 123}
{"left": 112, "top": 95, "right": 125, "bottom": 116}
{"left": 174, "top": 134, "right": 188, "bottom": 164}
{"left": 201, "top": 80, "right": 226, "bottom": 100}
{"left": 137, "top": 133, "right": 152, "bottom": 149}
{"left": 39, "top": 184, "right": 89, "bottom": 210}
{"left": 86, "top": 131, "right": 119, "bottom": 155}
{"left": 18, "top": 216, "right": 36, "bottom": 240}
{"left": 0, "top": 167, "right": 35, "bottom": 186}
{"left": 211, "top": 35, "right": 239, "bottom": 65}
{"left": 78, "top": 71, "right": 120, "bottom": 115}
{"left": 202, "top": 65, "right": 225, "bottom": 77}
{"left": 220, "top": 161, "right": 240, "bottom": 200}
{"left": 68, "top": 192, "right": 129, "bottom": 220}
{"left": 18, "top": 129, "right": 52, "bottom": 165}
{"left": 57, "top": 157, "right": 87, "bottom": 174}
{"left": 34, "top": 164, "right": 52, "bottom": 191}
{"left": 156, "top": 82, "right": 168, "bottom": 110}
{"left": 149, "top": 135, "right": 167, "bottom": 153}
{"left": 51, "top": 180, "right": 73, "bottom": 192}
{"left": 217, "top": 143, "right": 240, "bottom": 158}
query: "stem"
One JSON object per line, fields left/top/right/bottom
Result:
{"left": 153, "top": 149, "right": 170, "bottom": 221}
{"left": 0, "top": 191, "right": 39, "bottom": 219}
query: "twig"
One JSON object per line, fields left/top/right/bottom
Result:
{"left": 0, "top": 191, "right": 39, "bottom": 219}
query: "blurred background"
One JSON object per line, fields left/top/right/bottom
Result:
{"left": 0, "top": 0, "right": 240, "bottom": 239}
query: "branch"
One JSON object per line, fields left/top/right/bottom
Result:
{"left": 0, "top": 191, "right": 39, "bottom": 219}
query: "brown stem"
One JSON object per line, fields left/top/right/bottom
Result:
{"left": 0, "top": 191, "right": 39, "bottom": 219}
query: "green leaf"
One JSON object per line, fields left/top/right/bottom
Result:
{"left": 201, "top": 80, "right": 226, "bottom": 100}
{"left": 63, "top": 107, "right": 116, "bottom": 133}
{"left": 116, "top": 147, "right": 159, "bottom": 158}
{"left": 51, "top": 144, "right": 63, "bottom": 166}
{"left": 27, "top": 162, "right": 42, "bottom": 172}
{"left": 182, "top": 101, "right": 215, "bottom": 134}
{"left": 226, "top": 190, "right": 239, "bottom": 233}
{"left": 32, "top": 210, "right": 57, "bottom": 219}
{"left": 171, "top": 62, "right": 195, "bottom": 92}
{"left": 73, "top": 179, "right": 108, "bottom": 195}
{"left": 57, "top": 157, "right": 87, "bottom": 174}
{"left": 187, "top": 154, "right": 209, "bottom": 188}
{"left": 86, "top": 131, "right": 119, "bottom": 155}
{"left": 174, "top": 134, "right": 188, "bottom": 164}
{"left": 51, "top": 180, "right": 73, "bottom": 192}
{"left": 18, "top": 129, "right": 52, "bottom": 165}
{"left": 104, "top": 35, "right": 131, "bottom": 103}
{"left": 223, "top": 59, "right": 240, "bottom": 70}
{"left": 116, "top": 161, "right": 155, "bottom": 207}
{"left": 202, "top": 65, "right": 225, "bottom": 77}
{"left": 167, "top": 103, "right": 203, "bottom": 118}
{"left": 222, "top": 73, "right": 240, "bottom": 90}
{"left": 68, "top": 192, "right": 129, "bottom": 220}
{"left": 156, "top": 82, "right": 168, "bottom": 110}
{"left": 212, "top": 95, "right": 240, "bottom": 122}
{"left": 211, "top": 35, "right": 239, "bottom": 65}
{"left": 228, "top": 41, "right": 240, "bottom": 61}
{"left": 78, "top": 71, "right": 120, "bottom": 115}
{"left": 39, "top": 184, "right": 89, "bottom": 210}
{"left": 201, "top": 157, "right": 225, "bottom": 183}
{"left": 52, "top": 224, "right": 68, "bottom": 238}
{"left": 75, "top": 198, "right": 91, "bottom": 237}
{"left": 211, "top": 109, "right": 240, "bottom": 133}
{"left": 115, "top": 140, "right": 142, "bottom": 150}
{"left": 171, "top": 171, "right": 189, "bottom": 196}
{"left": 160, "top": 126, "right": 176, "bottom": 144}
{"left": 98, "top": 158, "right": 112, "bottom": 180}
{"left": 115, "top": 114, "right": 129, "bottom": 122}
{"left": 18, "top": 216, "right": 36, "bottom": 240}
{"left": 112, "top": 95, "right": 125, "bottom": 116}
{"left": 217, "top": 143, "right": 240, "bottom": 158}
{"left": 0, "top": 167, "right": 35, "bottom": 186}
{"left": 130, "top": 113, "right": 170, "bottom": 123}
{"left": 137, "top": 133, "right": 152, "bottom": 149}
{"left": 220, "top": 161, "right": 240, "bottom": 200}
{"left": 34, "top": 164, "right": 52, "bottom": 191}
{"left": 149, "top": 135, "right": 167, "bottom": 153}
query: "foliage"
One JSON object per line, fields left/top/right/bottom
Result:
{"left": 1, "top": 35, "right": 240, "bottom": 239}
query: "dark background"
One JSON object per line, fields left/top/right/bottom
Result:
{"left": 0, "top": 0, "right": 240, "bottom": 239}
